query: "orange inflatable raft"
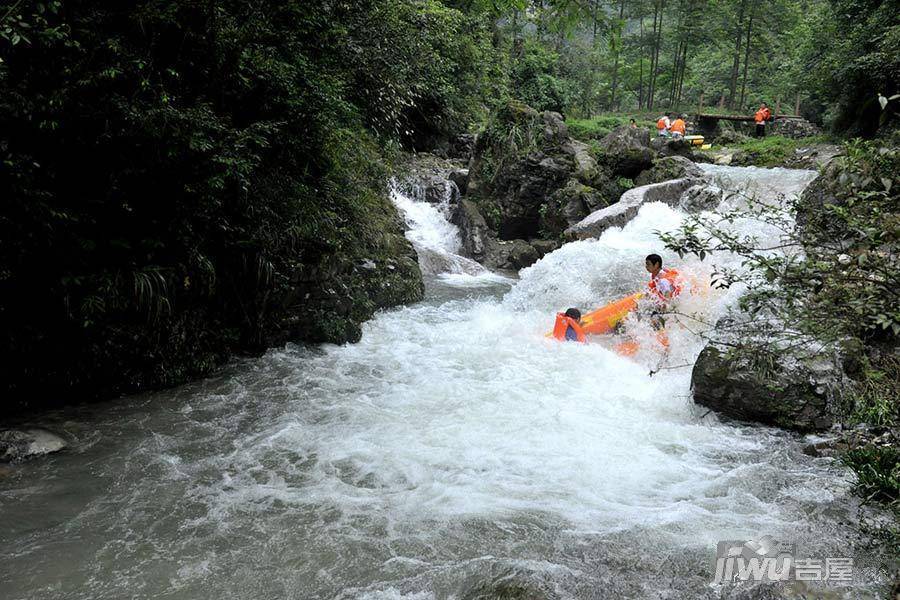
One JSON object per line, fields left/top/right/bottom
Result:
{"left": 578, "top": 292, "right": 644, "bottom": 335}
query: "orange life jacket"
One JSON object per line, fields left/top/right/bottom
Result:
{"left": 648, "top": 268, "right": 683, "bottom": 302}
{"left": 552, "top": 313, "right": 586, "bottom": 343}
{"left": 656, "top": 117, "right": 669, "bottom": 130}
{"left": 755, "top": 107, "right": 771, "bottom": 124}
{"left": 670, "top": 119, "right": 686, "bottom": 135}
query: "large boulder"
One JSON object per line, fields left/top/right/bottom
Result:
{"left": 597, "top": 126, "right": 655, "bottom": 177}
{"left": 451, "top": 200, "right": 559, "bottom": 271}
{"left": 540, "top": 178, "right": 614, "bottom": 238}
{"left": 635, "top": 155, "right": 704, "bottom": 186}
{"left": 691, "top": 328, "right": 846, "bottom": 432}
{"left": 452, "top": 198, "right": 497, "bottom": 264}
{"left": 649, "top": 136, "right": 695, "bottom": 160}
{"left": 679, "top": 183, "right": 724, "bottom": 212}
{"left": 794, "top": 159, "right": 852, "bottom": 247}
{"left": 1, "top": 429, "right": 67, "bottom": 462}
{"left": 465, "top": 103, "right": 606, "bottom": 241}
{"left": 494, "top": 153, "right": 571, "bottom": 239}
{"left": 770, "top": 118, "right": 821, "bottom": 139}
{"left": 449, "top": 169, "right": 469, "bottom": 195}
{"left": 566, "top": 178, "right": 700, "bottom": 239}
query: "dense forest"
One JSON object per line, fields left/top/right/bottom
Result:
{"left": 0, "top": 0, "right": 897, "bottom": 409}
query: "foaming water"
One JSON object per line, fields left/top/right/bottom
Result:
{"left": 392, "top": 185, "right": 488, "bottom": 278}
{"left": 0, "top": 166, "right": 892, "bottom": 599}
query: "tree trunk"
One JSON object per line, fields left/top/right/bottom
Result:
{"left": 647, "top": 0, "right": 665, "bottom": 110}
{"left": 727, "top": 0, "right": 747, "bottom": 109}
{"left": 609, "top": 0, "right": 626, "bottom": 109}
{"left": 738, "top": 10, "right": 754, "bottom": 110}
{"left": 676, "top": 42, "right": 689, "bottom": 105}
{"left": 638, "top": 9, "right": 645, "bottom": 108}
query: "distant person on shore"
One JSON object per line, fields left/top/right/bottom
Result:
{"left": 670, "top": 115, "right": 686, "bottom": 139}
{"left": 630, "top": 118, "right": 637, "bottom": 129}
{"left": 754, "top": 102, "right": 772, "bottom": 137}
{"left": 656, "top": 114, "right": 671, "bottom": 136}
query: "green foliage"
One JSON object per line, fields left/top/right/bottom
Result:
{"left": 849, "top": 355, "right": 900, "bottom": 427}
{"left": 567, "top": 115, "right": 652, "bottom": 140}
{"left": 796, "top": 0, "right": 899, "bottom": 135}
{"left": 509, "top": 40, "right": 572, "bottom": 113}
{"left": 728, "top": 134, "right": 830, "bottom": 167}
{"left": 844, "top": 445, "right": 900, "bottom": 505}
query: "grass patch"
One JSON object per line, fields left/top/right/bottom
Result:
{"left": 844, "top": 445, "right": 900, "bottom": 505}
{"left": 567, "top": 114, "right": 657, "bottom": 141}
{"left": 698, "top": 134, "right": 833, "bottom": 167}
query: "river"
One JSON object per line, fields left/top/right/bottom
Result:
{"left": 0, "top": 165, "right": 892, "bottom": 599}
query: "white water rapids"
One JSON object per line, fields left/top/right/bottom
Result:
{"left": 0, "top": 166, "right": 892, "bottom": 599}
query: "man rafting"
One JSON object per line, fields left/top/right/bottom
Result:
{"left": 645, "top": 253, "right": 682, "bottom": 307}
{"left": 640, "top": 253, "right": 683, "bottom": 350}
{"left": 551, "top": 253, "right": 685, "bottom": 346}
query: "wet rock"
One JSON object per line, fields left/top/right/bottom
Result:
{"left": 649, "top": 136, "right": 695, "bottom": 160}
{"left": 634, "top": 155, "right": 704, "bottom": 186}
{"left": 449, "top": 169, "right": 469, "bottom": 195}
{"left": 714, "top": 152, "right": 734, "bottom": 165}
{"left": 566, "top": 178, "right": 700, "bottom": 239}
{"left": 679, "top": 183, "right": 724, "bottom": 212}
{"left": 503, "top": 239, "right": 540, "bottom": 270}
{"left": 597, "top": 126, "right": 655, "bottom": 177}
{"left": 396, "top": 153, "right": 462, "bottom": 204}
{"left": 803, "top": 425, "right": 898, "bottom": 458}
{"left": 529, "top": 239, "right": 560, "bottom": 260}
{"left": 448, "top": 133, "right": 476, "bottom": 159}
{"left": 540, "top": 179, "right": 611, "bottom": 238}
{"left": 784, "top": 144, "right": 842, "bottom": 170}
{"left": 451, "top": 198, "right": 555, "bottom": 271}
{"left": 692, "top": 333, "right": 845, "bottom": 432}
{"left": 0, "top": 429, "right": 67, "bottom": 462}
{"left": 770, "top": 117, "right": 822, "bottom": 139}
{"left": 452, "top": 199, "right": 496, "bottom": 264}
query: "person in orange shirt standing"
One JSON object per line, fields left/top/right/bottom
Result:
{"left": 754, "top": 102, "right": 772, "bottom": 137}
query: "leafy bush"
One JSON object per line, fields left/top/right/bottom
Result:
{"left": 510, "top": 40, "right": 572, "bottom": 114}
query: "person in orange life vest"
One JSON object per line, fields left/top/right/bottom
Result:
{"left": 754, "top": 102, "right": 772, "bottom": 138}
{"left": 670, "top": 115, "right": 686, "bottom": 139}
{"left": 552, "top": 307, "right": 586, "bottom": 342}
{"left": 644, "top": 253, "right": 682, "bottom": 330}
{"left": 656, "top": 115, "right": 671, "bottom": 137}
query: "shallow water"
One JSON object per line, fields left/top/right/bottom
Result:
{"left": 0, "top": 166, "right": 893, "bottom": 599}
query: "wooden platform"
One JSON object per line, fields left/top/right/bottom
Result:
{"left": 695, "top": 113, "right": 803, "bottom": 121}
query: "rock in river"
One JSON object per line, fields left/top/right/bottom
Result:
{"left": 0, "top": 428, "right": 67, "bottom": 462}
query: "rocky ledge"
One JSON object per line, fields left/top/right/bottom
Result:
{"left": 0, "top": 429, "right": 67, "bottom": 462}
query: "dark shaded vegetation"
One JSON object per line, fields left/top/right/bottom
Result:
{"left": 0, "top": 0, "right": 504, "bottom": 411}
